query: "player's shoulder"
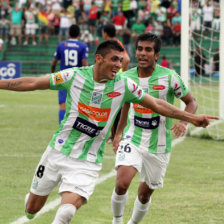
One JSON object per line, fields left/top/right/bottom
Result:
{"left": 122, "top": 67, "right": 138, "bottom": 77}
{"left": 74, "top": 65, "right": 93, "bottom": 77}
{"left": 155, "top": 64, "right": 178, "bottom": 77}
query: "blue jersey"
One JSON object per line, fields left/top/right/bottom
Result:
{"left": 54, "top": 39, "right": 88, "bottom": 70}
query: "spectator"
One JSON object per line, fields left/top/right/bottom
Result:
{"left": 202, "top": 0, "right": 214, "bottom": 36}
{"left": 166, "top": 3, "right": 177, "bottom": 23}
{"left": 130, "top": 0, "right": 138, "bottom": 16}
{"left": 0, "top": 0, "right": 10, "bottom": 19}
{"left": 76, "top": 5, "right": 88, "bottom": 32}
{"left": 10, "top": 4, "right": 23, "bottom": 45}
{"left": 213, "top": 5, "right": 220, "bottom": 31}
{"left": 38, "top": 6, "right": 49, "bottom": 44}
{"left": 23, "top": 5, "right": 38, "bottom": 46}
{"left": 112, "top": 11, "right": 126, "bottom": 36}
{"left": 97, "top": 11, "right": 110, "bottom": 37}
{"left": 172, "top": 21, "right": 181, "bottom": 46}
{"left": 146, "top": 21, "right": 156, "bottom": 33}
{"left": 88, "top": 1, "right": 98, "bottom": 36}
{"left": 161, "top": 20, "right": 172, "bottom": 46}
{"left": 150, "top": 0, "right": 161, "bottom": 20}
{"left": 53, "top": 12, "right": 60, "bottom": 35}
{"left": 138, "top": 0, "right": 146, "bottom": 10}
{"left": 122, "top": 0, "right": 133, "bottom": 28}
{"left": 194, "top": 46, "right": 206, "bottom": 76}
{"left": 190, "top": 2, "right": 201, "bottom": 38}
{"left": 111, "top": 0, "right": 121, "bottom": 18}
{"left": 156, "top": 4, "right": 167, "bottom": 23}
{"left": 0, "top": 16, "right": 10, "bottom": 42}
{"left": 50, "top": 0, "right": 62, "bottom": 15}
{"left": 83, "top": 0, "right": 92, "bottom": 16}
{"left": 47, "top": 7, "right": 55, "bottom": 35}
{"left": 131, "top": 18, "right": 146, "bottom": 45}
{"left": 153, "top": 20, "right": 163, "bottom": 37}
{"left": 80, "top": 29, "right": 94, "bottom": 53}
{"left": 58, "top": 8, "right": 72, "bottom": 42}
{"left": 161, "top": 55, "right": 169, "bottom": 68}
{"left": 171, "top": 11, "right": 181, "bottom": 25}
{"left": 103, "top": 0, "right": 112, "bottom": 18}
{"left": 138, "top": 6, "right": 150, "bottom": 26}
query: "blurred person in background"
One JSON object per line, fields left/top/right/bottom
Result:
{"left": 51, "top": 24, "right": 88, "bottom": 124}
{"left": 10, "top": 3, "right": 23, "bottom": 45}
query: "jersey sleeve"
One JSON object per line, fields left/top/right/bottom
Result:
{"left": 171, "top": 72, "right": 189, "bottom": 98}
{"left": 124, "top": 77, "right": 145, "bottom": 103}
{"left": 50, "top": 68, "right": 75, "bottom": 90}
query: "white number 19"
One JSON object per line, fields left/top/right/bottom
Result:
{"left": 64, "top": 49, "right": 78, "bottom": 66}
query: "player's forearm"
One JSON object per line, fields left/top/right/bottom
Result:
{"left": 0, "top": 77, "right": 50, "bottom": 91}
{"left": 140, "top": 94, "right": 198, "bottom": 124}
{"left": 116, "top": 103, "right": 130, "bottom": 136}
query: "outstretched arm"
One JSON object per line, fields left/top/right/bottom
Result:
{"left": 0, "top": 75, "right": 50, "bottom": 91}
{"left": 171, "top": 92, "right": 198, "bottom": 137}
{"left": 140, "top": 94, "right": 218, "bottom": 127}
{"left": 112, "top": 102, "right": 130, "bottom": 153}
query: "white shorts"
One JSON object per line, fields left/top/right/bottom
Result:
{"left": 30, "top": 146, "right": 102, "bottom": 201}
{"left": 25, "top": 23, "right": 36, "bottom": 35}
{"left": 115, "top": 140, "right": 171, "bottom": 190}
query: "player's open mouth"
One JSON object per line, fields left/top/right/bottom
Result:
{"left": 112, "top": 70, "right": 117, "bottom": 75}
{"left": 139, "top": 58, "right": 148, "bottom": 62}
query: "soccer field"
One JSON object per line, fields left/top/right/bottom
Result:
{"left": 0, "top": 90, "right": 223, "bottom": 224}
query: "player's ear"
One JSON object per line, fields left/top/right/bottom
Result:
{"left": 95, "top": 54, "right": 103, "bottom": 63}
{"left": 155, "top": 52, "right": 160, "bottom": 61}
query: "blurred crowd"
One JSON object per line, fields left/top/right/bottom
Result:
{"left": 0, "top": 0, "right": 220, "bottom": 54}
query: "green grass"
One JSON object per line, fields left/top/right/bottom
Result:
{"left": 0, "top": 90, "right": 223, "bottom": 224}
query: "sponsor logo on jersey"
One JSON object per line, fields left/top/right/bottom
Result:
{"left": 73, "top": 117, "right": 104, "bottom": 137}
{"left": 91, "top": 92, "right": 102, "bottom": 104}
{"left": 137, "top": 89, "right": 143, "bottom": 98}
{"left": 107, "top": 92, "right": 121, "bottom": 97}
{"left": 32, "top": 177, "right": 39, "bottom": 189}
{"left": 54, "top": 73, "right": 64, "bottom": 84}
{"left": 58, "top": 139, "right": 64, "bottom": 144}
{"left": 133, "top": 103, "right": 154, "bottom": 114}
{"left": 134, "top": 116, "right": 160, "bottom": 129}
{"left": 152, "top": 85, "right": 166, "bottom": 90}
{"left": 78, "top": 102, "right": 110, "bottom": 122}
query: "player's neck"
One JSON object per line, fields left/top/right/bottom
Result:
{"left": 93, "top": 65, "right": 107, "bottom": 83}
{"left": 137, "top": 66, "right": 155, "bottom": 78}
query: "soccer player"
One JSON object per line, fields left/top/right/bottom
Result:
{"left": 102, "top": 23, "right": 130, "bottom": 141}
{"left": 51, "top": 24, "right": 88, "bottom": 124}
{"left": 0, "top": 40, "right": 217, "bottom": 224}
{"left": 111, "top": 32, "right": 198, "bottom": 224}
{"left": 102, "top": 23, "right": 130, "bottom": 72}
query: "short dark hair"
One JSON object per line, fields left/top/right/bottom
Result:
{"left": 103, "top": 23, "right": 116, "bottom": 38}
{"left": 136, "top": 32, "right": 162, "bottom": 54}
{"left": 95, "top": 40, "right": 124, "bottom": 57}
{"left": 69, "top": 24, "right": 80, "bottom": 38}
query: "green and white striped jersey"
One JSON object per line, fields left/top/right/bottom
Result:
{"left": 49, "top": 66, "right": 145, "bottom": 164}
{"left": 123, "top": 65, "right": 189, "bottom": 154}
